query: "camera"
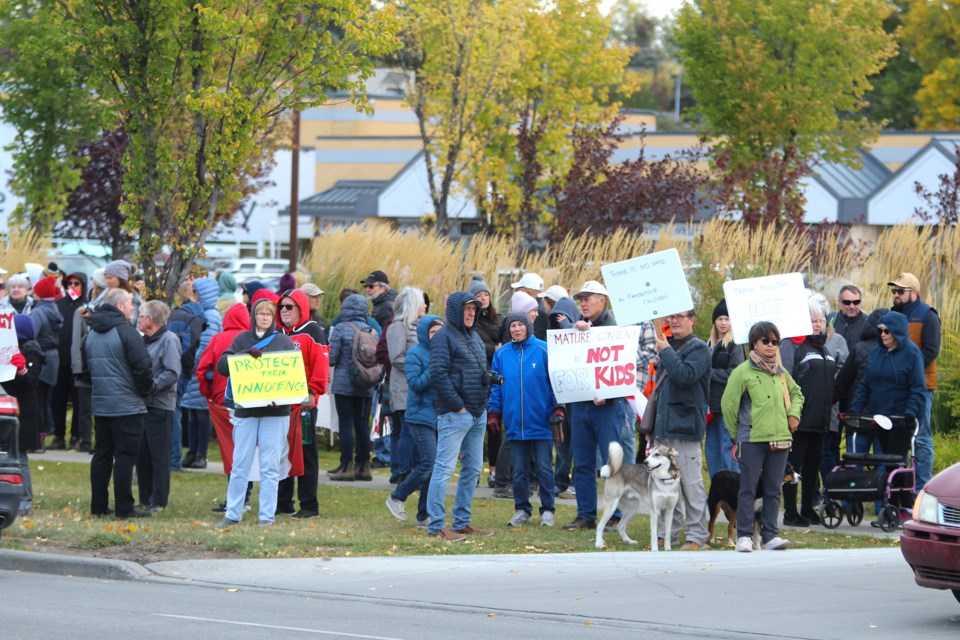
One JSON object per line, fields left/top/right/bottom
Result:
{"left": 482, "top": 370, "right": 504, "bottom": 386}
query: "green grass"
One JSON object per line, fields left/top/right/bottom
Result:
{"left": 0, "top": 444, "right": 903, "bottom": 561}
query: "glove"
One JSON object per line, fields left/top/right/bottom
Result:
{"left": 247, "top": 347, "right": 263, "bottom": 359}
{"left": 550, "top": 408, "right": 565, "bottom": 444}
{"left": 731, "top": 444, "right": 738, "bottom": 461}
{"left": 549, "top": 408, "right": 565, "bottom": 425}
{"left": 486, "top": 412, "right": 501, "bottom": 435}
{"left": 10, "top": 354, "right": 26, "bottom": 369}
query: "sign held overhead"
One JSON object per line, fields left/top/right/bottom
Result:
{"left": 600, "top": 248, "right": 694, "bottom": 325}
{"left": 723, "top": 272, "right": 812, "bottom": 344}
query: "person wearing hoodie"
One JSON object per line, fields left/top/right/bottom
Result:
{"left": 706, "top": 299, "right": 744, "bottom": 477}
{"left": 135, "top": 300, "right": 181, "bottom": 512}
{"left": 488, "top": 312, "right": 561, "bottom": 528}
{"left": 216, "top": 271, "right": 239, "bottom": 318}
{"left": 215, "top": 297, "right": 297, "bottom": 528}
{"left": 167, "top": 281, "right": 205, "bottom": 471}
{"left": 83, "top": 288, "right": 155, "bottom": 519}
{"left": 180, "top": 277, "right": 223, "bottom": 469}
{"left": 467, "top": 275, "right": 502, "bottom": 488}
{"left": 384, "top": 287, "right": 426, "bottom": 485}
{"left": 5, "top": 315, "right": 44, "bottom": 514}
{"left": 275, "top": 289, "right": 330, "bottom": 519}
{"left": 426, "top": 291, "right": 493, "bottom": 542}
{"left": 385, "top": 314, "right": 444, "bottom": 526}
{"left": 549, "top": 296, "right": 579, "bottom": 498}
{"left": 241, "top": 280, "right": 267, "bottom": 307}
{"left": 29, "top": 276, "right": 63, "bottom": 449}
{"left": 328, "top": 293, "right": 379, "bottom": 481}
{"left": 52, "top": 272, "right": 87, "bottom": 450}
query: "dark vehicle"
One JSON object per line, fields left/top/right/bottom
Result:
{"left": 901, "top": 461, "right": 960, "bottom": 604}
{"left": 0, "top": 387, "right": 23, "bottom": 537}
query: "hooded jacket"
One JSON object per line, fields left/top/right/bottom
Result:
{"left": 404, "top": 315, "right": 443, "bottom": 428}
{"left": 29, "top": 297, "right": 63, "bottom": 386}
{"left": 430, "top": 291, "right": 488, "bottom": 417}
{"left": 893, "top": 295, "right": 941, "bottom": 390}
{"left": 197, "top": 302, "right": 251, "bottom": 405}
{"left": 217, "top": 272, "right": 238, "bottom": 314}
{"left": 386, "top": 311, "right": 419, "bottom": 411}
{"left": 56, "top": 272, "right": 87, "bottom": 363}
{"left": 849, "top": 311, "right": 927, "bottom": 419}
{"left": 168, "top": 300, "right": 205, "bottom": 381}
{"left": 835, "top": 308, "right": 888, "bottom": 411}
{"left": 83, "top": 303, "right": 154, "bottom": 417}
{"left": 328, "top": 293, "right": 378, "bottom": 397}
{"left": 182, "top": 277, "right": 224, "bottom": 410}
{"left": 548, "top": 297, "right": 579, "bottom": 330}
{"left": 652, "top": 331, "right": 712, "bottom": 441}
{"left": 371, "top": 287, "right": 398, "bottom": 329}
{"left": 275, "top": 289, "right": 329, "bottom": 399}
{"left": 779, "top": 333, "right": 838, "bottom": 434}
{"left": 6, "top": 315, "right": 44, "bottom": 452}
{"left": 474, "top": 304, "right": 500, "bottom": 365}
{"left": 488, "top": 313, "right": 557, "bottom": 441}
{"left": 143, "top": 326, "right": 182, "bottom": 411}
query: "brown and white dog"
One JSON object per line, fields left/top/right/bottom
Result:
{"left": 707, "top": 463, "right": 800, "bottom": 548}
{"left": 595, "top": 441, "right": 681, "bottom": 550}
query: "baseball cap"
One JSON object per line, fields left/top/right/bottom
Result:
{"left": 300, "top": 283, "right": 324, "bottom": 297}
{"left": 573, "top": 280, "right": 609, "bottom": 299}
{"left": 887, "top": 272, "right": 921, "bottom": 292}
{"left": 511, "top": 272, "right": 544, "bottom": 291}
{"left": 360, "top": 270, "right": 390, "bottom": 286}
{"left": 538, "top": 284, "right": 569, "bottom": 302}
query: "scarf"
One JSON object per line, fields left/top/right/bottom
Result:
{"left": 750, "top": 349, "right": 792, "bottom": 412}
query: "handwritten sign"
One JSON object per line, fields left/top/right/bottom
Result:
{"left": 227, "top": 350, "right": 308, "bottom": 408}
{"left": 547, "top": 326, "right": 641, "bottom": 403}
{"left": 0, "top": 311, "right": 18, "bottom": 383}
{"left": 600, "top": 248, "right": 694, "bottom": 325}
{"left": 723, "top": 273, "right": 812, "bottom": 344}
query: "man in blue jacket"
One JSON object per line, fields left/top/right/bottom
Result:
{"left": 426, "top": 291, "right": 493, "bottom": 542}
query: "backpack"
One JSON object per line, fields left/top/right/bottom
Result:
{"left": 348, "top": 322, "right": 383, "bottom": 389}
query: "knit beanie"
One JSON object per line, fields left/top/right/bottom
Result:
{"left": 511, "top": 291, "right": 538, "bottom": 314}
{"left": 278, "top": 273, "right": 297, "bottom": 293}
{"left": 33, "top": 275, "right": 58, "bottom": 300}
{"left": 91, "top": 268, "right": 108, "bottom": 289}
{"left": 467, "top": 274, "right": 491, "bottom": 297}
{"left": 14, "top": 314, "right": 34, "bottom": 341}
{"left": 104, "top": 260, "right": 132, "bottom": 281}
{"left": 712, "top": 299, "right": 729, "bottom": 323}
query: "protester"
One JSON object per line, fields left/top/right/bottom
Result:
{"left": 831, "top": 285, "right": 867, "bottom": 351}
{"left": 166, "top": 281, "right": 205, "bottom": 471}
{"left": 28, "top": 276, "right": 63, "bottom": 449}
{"left": 706, "top": 299, "right": 743, "bottom": 477}
{"left": 468, "top": 275, "right": 501, "bottom": 488}
{"left": 538, "top": 285, "right": 569, "bottom": 316}
{"left": 180, "top": 277, "right": 222, "bottom": 469}
{"left": 385, "top": 287, "right": 426, "bottom": 485}
{"left": 361, "top": 269, "right": 397, "bottom": 329}
{"left": 300, "top": 283, "right": 330, "bottom": 338}
{"left": 5, "top": 315, "right": 43, "bottom": 514}
{"left": 835, "top": 308, "right": 890, "bottom": 458}
{"left": 0, "top": 274, "right": 33, "bottom": 314}
{"left": 51, "top": 273, "right": 86, "bottom": 450}
{"left": 511, "top": 272, "right": 547, "bottom": 339}
{"left": 216, "top": 271, "right": 238, "bottom": 318}
{"left": 548, "top": 296, "right": 580, "bottom": 499}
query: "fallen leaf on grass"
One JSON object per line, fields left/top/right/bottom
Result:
{"left": 487, "top": 613, "right": 495, "bottom": 618}
{"left": 227, "top": 588, "right": 239, "bottom": 592}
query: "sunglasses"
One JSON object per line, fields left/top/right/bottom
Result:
{"left": 891, "top": 288, "right": 912, "bottom": 296}
{"left": 879, "top": 327, "right": 891, "bottom": 335}
{"left": 840, "top": 299, "right": 861, "bottom": 306}
{"left": 760, "top": 337, "right": 780, "bottom": 346}
{"left": 278, "top": 303, "right": 297, "bottom": 311}
{"left": 363, "top": 284, "right": 378, "bottom": 290}
{"left": 0, "top": 282, "right": 5, "bottom": 290}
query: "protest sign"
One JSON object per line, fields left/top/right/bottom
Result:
{"left": 600, "top": 248, "right": 694, "bottom": 325}
{"left": 227, "top": 350, "right": 308, "bottom": 408}
{"left": 723, "top": 273, "right": 812, "bottom": 344}
{"left": 547, "top": 326, "right": 641, "bottom": 403}
{"left": 0, "top": 311, "right": 18, "bottom": 383}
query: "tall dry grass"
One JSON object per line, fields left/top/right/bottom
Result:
{"left": 0, "top": 227, "right": 51, "bottom": 276}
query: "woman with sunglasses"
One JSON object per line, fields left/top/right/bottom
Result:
{"left": 722, "top": 321, "right": 805, "bottom": 552}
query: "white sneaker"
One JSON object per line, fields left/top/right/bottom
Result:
{"left": 762, "top": 536, "right": 789, "bottom": 550}
{"left": 541, "top": 511, "right": 555, "bottom": 527}
{"left": 507, "top": 510, "right": 531, "bottom": 527}
{"left": 736, "top": 536, "right": 754, "bottom": 553}
{"left": 385, "top": 497, "right": 408, "bottom": 521}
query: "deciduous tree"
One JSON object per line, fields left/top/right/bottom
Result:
{"left": 902, "top": 0, "right": 960, "bottom": 129}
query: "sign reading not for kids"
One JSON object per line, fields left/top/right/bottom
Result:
{"left": 227, "top": 350, "right": 308, "bottom": 408}
{"left": 546, "top": 326, "right": 641, "bottom": 403}
{"left": 723, "top": 273, "right": 812, "bottom": 344}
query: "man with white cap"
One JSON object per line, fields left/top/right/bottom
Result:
{"left": 888, "top": 272, "right": 940, "bottom": 491}
{"left": 299, "top": 283, "right": 330, "bottom": 341}
{"left": 511, "top": 272, "right": 548, "bottom": 340}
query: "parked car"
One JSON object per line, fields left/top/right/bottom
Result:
{"left": 222, "top": 258, "right": 292, "bottom": 282}
{"left": 900, "top": 461, "right": 960, "bottom": 604}
{"left": 0, "top": 387, "right": 23, "bottom": 537}
{"left": 47, "top": 252, "right": 107, "bottom": 283}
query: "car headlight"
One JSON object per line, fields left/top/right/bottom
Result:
{"left": 913, "top": 490, "right": 940, "bottom": 525}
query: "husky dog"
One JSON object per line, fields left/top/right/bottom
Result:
{"left": 595, "top": 441, "right": 681, "bottom": 550}
{"left": 707, "top": 463, "right": 800, "bottom": 548}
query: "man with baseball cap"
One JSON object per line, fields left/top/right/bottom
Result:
{"left": 511, "top": 272, "right": 548, "bottom": 340}
{"left": 300, "top": 283, "right": 329, "bottom": 338}
{"left": 361, "top": 270, "right": 397, "bottom": 329}
{"left": 888, "top": 272, "right": 940, "bottom": 491}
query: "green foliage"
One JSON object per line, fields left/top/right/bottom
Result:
{"left": 903, "top": 0, "right": 960, "bottom": 129}
{"left": 861, "top": 0, "right": 923, "bottom": 130}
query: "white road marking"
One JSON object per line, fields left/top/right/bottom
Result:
{"left": 152, "top": 614, "right": 405, "bottom": 639}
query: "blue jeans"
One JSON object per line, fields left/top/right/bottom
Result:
{"left": 226, "top": 414, "right": 287, "bottom": 523}
{"left": 619, "top": 400, "right": 636, "bottom": 465}
{"left": 427, "top": 410, "right": 485, "bottom": 534}
{"left": 571, "top": 401, "right": 621, "bottom": 522}
{"left": 915, "top": 390, "right": 934, "bottom": 491}
{"left": 705, "top": 414, "right": 737, "bottom": 478}
{"left": 170, "top": 388, "right": 185, "bottom": 470}
{"left": 390, "top": 410, "right": 414, "bottom": 477}
{"left": 335, "top": 395, "right": 371, "bottom": 465}
{"left": 511, "top": 439, "right": 556, "bottom": 515}
{"left": 393, "top": 421, "right": 436, "bottom": 522}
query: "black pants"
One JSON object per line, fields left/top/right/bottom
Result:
{"left": 136, "top": 407, "right": 173, "bottom": 507}
{"left": 90, "top": 413, "right": 145, "bottom": 516}
{"left": 51, "top": 365, "right": 75, "bottom": 441}
{"left": 783, "top": 431, "right": 825, "bottom": 516}
{"left": 278, "top": 408, "right": 319, "bottom": 513}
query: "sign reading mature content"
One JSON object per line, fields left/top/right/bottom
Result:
{"left": 547, "top": 326, "right": 641, "bottom": 403}
{"left": 600, "top": 248, "right": 694, "bottom": 326}
{"left": 227, "top": 350, "right": 308, "bottom": 408}
{"left": 723, "top": 272, "right": 812, "bottom": 344}
{"left": 0, "top": 311, "right": 16, "bottom": 383}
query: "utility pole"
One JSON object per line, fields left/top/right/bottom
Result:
{"left": 288, "top": 108, "right": 300, "bottom": 273}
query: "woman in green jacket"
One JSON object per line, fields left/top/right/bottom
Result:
{"left": 722, "top": 321, "right": 804, "bottom": 553}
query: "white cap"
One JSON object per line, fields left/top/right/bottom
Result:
{"left": 573, "top": 280, "right": 609, "bottom": 299}
{"left": 511, "top": 272, "right": 544, "bottom": 291}
{"left": 538, "top": 285, "right": 569, "bottom": 302}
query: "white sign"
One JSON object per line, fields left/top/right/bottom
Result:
{"left": 0, "top": 311, "right": 18, "bottom": 382}
{"left": 600, "top": 248, "right": 694, "bottom": 325}
{"left": 547, "top": 326, "right": 641, "bottom": 403}
{"left": 723, "top": 273, "right": 812, "bottom": 344}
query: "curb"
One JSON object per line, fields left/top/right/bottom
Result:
{"left": 0, "top": 549, "right": 151, "bottom": 581}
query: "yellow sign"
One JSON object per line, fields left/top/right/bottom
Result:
{"left": 227, "top": 350, "right": 308, "bottom": 408}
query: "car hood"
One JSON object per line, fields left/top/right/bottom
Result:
{"left": 924, "top": 461, "right": 960, "bottom": 500}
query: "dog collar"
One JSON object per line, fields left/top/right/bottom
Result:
{"left": 660, "top": 477, "right": 677, "bottom": 485}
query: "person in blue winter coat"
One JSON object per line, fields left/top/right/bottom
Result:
{"left": 385, "top": 314, "right": 444, "bottom": 526}
{"left": 488, "top": 313, "right": 561, "bottom": 528}
{"left": 180, "top": 277, "right": 222, "bottom": 469}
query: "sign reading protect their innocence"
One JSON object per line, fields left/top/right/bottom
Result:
{"left": 0, "top": 311, "right": 17, "bottom": 383}
{"left": 723, "top": 272, "right": 813, "bottom": 344}
{"left": 600, "top": 248, "right": 694, "bottom": 326}
{"left": 547, "top": 326, "right": 641, "bottom": 403}
{"left": 227, "top": 350, "right": 308, "bottom": 408}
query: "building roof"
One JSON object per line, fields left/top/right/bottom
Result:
{"left": 814, "top": 150, "right": 891, "bottom": 200}
{"left": 290, "top": 180, "right": 388, "bottom": 219}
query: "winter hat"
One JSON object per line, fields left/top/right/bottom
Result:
{"left": 511, "top": 291, "right": 538, "bottom": 315}
{"left": 218, "top": 271, "right": 238, "bottom": 296}
{"left": 467, "top": 274, "right": 491, "bottom": 297}
{"left": 712, "top": 299, "right": 729, "bottom": 323}
{"left": 278, "top": 272, "right": 297, "bottom": 293}
{"left": 91, "top": 268, "right": 108, "bottom": 289}
{"left": 14, "top": 314, "right": 35, "bottom": 341}
{"left": 104, "top": 260, "right": 133, "bottom": 281}
{"left": 33, "top": 275, "right": 58, "bottom": 300}
{"left": 242, "top": 280, "right": 266, "bottom": 299}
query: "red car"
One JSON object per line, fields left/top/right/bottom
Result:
{"left": 901, "top": 461, "right": 960, "bottom": 603}
{"left": 0, "top": 388, "right": 23, "bottom": 536}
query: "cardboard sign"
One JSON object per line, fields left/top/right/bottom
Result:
{"left": 723, "top": 273, "right": 812, "bottom": 344}
{"left": 227, "top": 350, "right": 308, "bottom": 408}
{"left": 600, "top": 248, "right": 694, "bottom": 325}
{"left": 547, "top": 326, "right": 641, "bottom": 403}
{"left": 0, "top": 311, "right": 18, "bottom": 383}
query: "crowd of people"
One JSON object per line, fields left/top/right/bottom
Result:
{"left": 0, "top": 260, "right": 939, "bottom": 548}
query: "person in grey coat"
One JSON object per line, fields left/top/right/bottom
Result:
{"left": 28, "top": 276, "right": 63, "bottom": 449}
{"left": 83, "top": 288, "right": 155, "bottom": 519}
{"left": 136, "top": 300, "right": 181, "bottom": 512}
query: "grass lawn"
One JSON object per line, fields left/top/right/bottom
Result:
{"left": 0, "top": 446, "right": 900, "bottom": 562}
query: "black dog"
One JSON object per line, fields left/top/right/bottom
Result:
{"left": 707, "top": 463, "right": 799, "bottom": 547}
